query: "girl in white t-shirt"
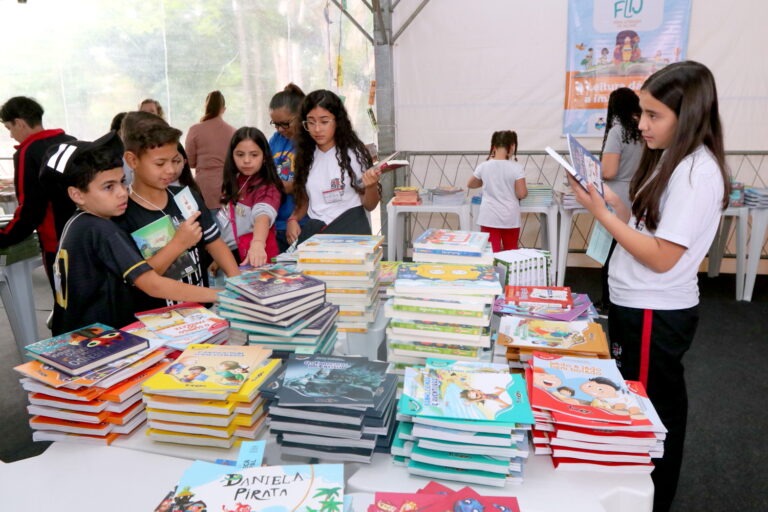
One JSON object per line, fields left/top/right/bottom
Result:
{"left": 567, "top": 61, "right": 730, "bottom": 512}
{"left": 287, "top": 90, "right": 381, "bottom": 244}
{"left": 467, "top": 130, "right": 527, "bottom": 251}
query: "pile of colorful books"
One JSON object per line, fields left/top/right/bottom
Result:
{"left": 296, "top": 234, "right": 384, "bottom": 333}
{"left": 494, "top": 249, "right": 554, "bottom": 287}
{"left": 392, "top": 186, "right": 421, "bottom": 205}
{"left": 15, "top": 323, "right": 169, "bottom": 444}
{"left": 393, "top": 360, "right": 533, "bottom": 487}
{"left": 429, "top": 186, "right": 465, "bottom": 205}
{"left": 352, "top": 480, "right": 521, "bottom": 511}
{"left": 260, "top": 354, "right": 398, "bottom": 463}
{"left": 519, "top": 183, "right": 554, "bottom": 207}
{"left": 142, "top": 343, "right": 279, "bottom": 448}
{"left": 384, "top": 260, "right": 502, "bottom": 373}
{"left": 411, "top": 228, "right": 493, "bottom": 265}
{"left": 745, "top": 187, "right": 768, "bottom": 207}
{"left": 220, "top": 264, "right": 339, "bottom": 356}
{"left": 527, "top": 353, "right": 666, "bottom": 472}
{"left": 130, "top": 302, "right": 229, "bottom": 350}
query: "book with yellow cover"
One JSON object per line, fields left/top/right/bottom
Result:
{"left": 228, "top": 358, "right": 281, "bottom": 403}
{"left": 147, "top": 428, "right": 242, "bottom": 448}
{"left": 141, "top": 344, "right": 272, "bottom": 400}
{"left": 498, "top": 316, "right": 609, "bottom": 357}
{"left": 142, "top": 393, "right": 238, "bottom": 415}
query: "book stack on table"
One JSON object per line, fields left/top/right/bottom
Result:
{"left": 141, "top": 344, "right": 278, "bottom": 448}
{"left": 131, "top": 302, "right": 229, "bottom": 350}
{"left": 745, "top": 187, "right": 768, "bottom": 207}
{"left": 519, "top": 183, "right": 554, "bottom": 207}
{"left": 296, "top": 234, "right": 384, "bottom": 333}
{"left": 384, "top": 260, "right": 502, "bottom": 380}
{"left": 393, "top": 360, "right": 534, "bottom": 487}
{"left": 15, "top": 323, "right": 170, "bottom": 444}
{"left": 428, "top": 186, "right": 465, "bottom": 206}
{"left": 527, "top": 353, "right": 666, "bottom": 472}
{"left": 493, "top": 286, "right": 605, "bottom": 368}
{"left": 493, "top": 249, "right": 554, "bottom": 287}
{"left": 260, "top": 354, "right": 399, "bottom": 463}
{"left": 411, "top": 228, "right": 493, "bottom": 265}
{"left": 220, "top": 264, "right": 339, "bottom": 356}
{"left": 392, "top": 186, "right": 421, "bottom": 205}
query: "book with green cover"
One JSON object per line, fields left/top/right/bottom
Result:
{"left": 410, "top": 444, "right": 519, "bottom": 474}
{"left": 131, "top": 215, "right": 195, "bottom": 280}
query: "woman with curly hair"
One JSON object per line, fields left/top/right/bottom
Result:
{"left": 286, "top": 90, "right": 381, "bottom": 244}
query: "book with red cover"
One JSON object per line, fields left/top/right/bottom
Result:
{"left": 504, "top": 285, "right": 574, "bottom": 309}
{"left": 551, "top": 446, "right": 652, "bottom": 464}
{"left": 552, "top": 457, "right": 654, "bottom": 473}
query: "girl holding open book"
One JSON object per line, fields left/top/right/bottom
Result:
{"left": 568, "top": 61, "right": 730, "bottom": 512}
{"left": 467, "top": 130, "right": 528, "bottom": 252}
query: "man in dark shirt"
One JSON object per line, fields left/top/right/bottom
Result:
{"left": 0, "top": 96, "right": 76, "bottom": 291}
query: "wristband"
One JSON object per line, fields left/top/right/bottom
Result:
{"left": 287, "top": 217, "right": 298, "bottom": 223}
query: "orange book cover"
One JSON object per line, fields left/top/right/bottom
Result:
{"left": 29, "top": 415, "right": 113, "bottom": 434}
{"left": 104, "top": 400, "right": 145, "bottom": 425}
{"left": 99, "top": 360, "right": 171, "bottom": 402}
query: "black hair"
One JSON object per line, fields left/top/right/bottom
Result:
{"left": 588, "top": 377, "right": 620, "bottom": 391}
{"left": 201, "top": 91, "right": 225, "bottom": 122}
{"left": 630, "top": 61, "right": 730, "bottom": 231}
{"left": 175, "top": 143, "right": 203, "bottom": 196}
{"left": 121, "top": 111, "right": 182, "bottom": 156}
{"left": 294, "top": 90, "right": 373, "bottom": 208}
{"left": 0, "top": 96, "right": 44, "bottom": 127}
{"left": 488, "top": 130, "right": 518, "bottom": 161}
{"left": 269, "top": 83, "right": 306, "bottom": 113}
{"left": 110, "top": 112, "right": 127, "bottom": 133}
{"left": 557, "top": 386, "right": 575, "bottom": 396}
{"left": 64, "top": 135, "right": 125, "bottom": 191}
{"left": 221, "top": 126, "right": 284, "bottom": 205}
{"left": 601, "top": 88, "right": 642, "bottom": 153}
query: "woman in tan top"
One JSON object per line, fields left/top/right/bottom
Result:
{"left": 185, "top": 91, "right": 236, "bottom": 212}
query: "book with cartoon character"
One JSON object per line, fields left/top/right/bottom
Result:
{"left": 130, "top": 215, "right": 197, "bottom": 280}
{"left": 497, "top": 316, "right": 609, "bottom": 357}
{"left": 298, "top": 234, "right": 384, "bottom": 254}
{"left": 394, "top": 262, "right": 502, "bottom": 296}
{"left": 226, "top": 264, "right": 326, "bottom": 305}
{"left": 142, "top": 344, "right": 272, "bottom": 399}
{"left": 134, "top": 302, "right": 229, "bottom": 350}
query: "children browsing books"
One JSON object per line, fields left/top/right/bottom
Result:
{"left": 269, "top": 83, "right": 307, "bottom": 253}
{"left": 114, "top": 112, "right": 240, "bottom": 312}
{"left": 567, "top": 61, "right": 730, "bottom": 512}
{"left": 287, "top": 90, "right": 382, "bottom": 244}
{"left": 467, "top": 131, "right": 527, "bottom": 252}
{"left": 218, "top": 127, "right": 283, "bottom": 267}
{"left": 46, "top": 132, "right": 219, "bottom": 335}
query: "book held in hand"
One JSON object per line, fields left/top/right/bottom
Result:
{"left": 546, "top": 134, "right": 604, "bottom": 197}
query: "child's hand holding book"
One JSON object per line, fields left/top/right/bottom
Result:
{"left": 172, "top": 211, "right": 202, "bottom": 250}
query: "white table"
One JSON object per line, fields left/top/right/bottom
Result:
{"left": 386, "top": 198, "right": 472, "bottom": 261}
{"left": 743, "top": 207, "right": 768, "bottom": 301}
{"left": 0, "top": 255, "right": 42, "bottom": 357}
{"left": 706, "top": 206, "right": 749, "bottom": 300}
{"left": 470, "top": 200, "right": 560, "bottom": 256}
{"left": 0, "top": 442, "right": 191, "bottom": 512}
{"left": 347, "top": 451, "right": 653, "bottom": 512}
{"left": 555, "top": 205, "right": 590, "bottom": 286}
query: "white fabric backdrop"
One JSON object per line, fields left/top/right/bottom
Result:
{"left": 393, "top": 0, "right": 768, "bottom": 152}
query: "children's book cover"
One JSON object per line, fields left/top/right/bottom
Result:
{"left": 227, "top": 264, "right": 326, "bottom": 304}
{"left": 135, "top": 303, "right": 228, "bottom": 349}
{"left": 228, "top": 358, "right": 282, "bottom": 403}
{"left": 367, "top": 492, "right": 442, "bottom": 512}
{"left": 172, "top": 462, "right": 344, "bottom": 512}
{"left": 25, "top": 324, "right": 150, "bottom": 376}
{"left": 298, "top": 234, "right": 384, "bottom": 253}
{"left": 504, "top": 285, "right": 573, "bottom": 309}
{"left": 494, "top": 293, "right": 593, "bottom": 321}
{"left": 413, "top": 229, "right": 489, "bottom": 254}
{"left": 399, "top": 367, "right": 534, "bottom": 425}
{"left": 130, "top": 215, "right": 196, "bottom": 280}
{"left": 530, "top": 353, "right": 643, "bottom": 424}
{"left": 278, "top": 355, "right": 389, "bottom": 407}
{"left": 142, "top": 344, "right": 271, "bottom": 396}
{"left": 394, "top": 263, "right": 502, "bottom": 295}
{"left": 497, "top": 316, "right": 608, "bottom": 356}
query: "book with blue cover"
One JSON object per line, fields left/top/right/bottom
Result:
{"left": 25, "top": 323, "right": 149, "bottom": 376}
{"left": 298, "top": 234, "right": 384, "bottom": 254}
{"left": 412, "top": 228, "right": 489, "bottom": 256}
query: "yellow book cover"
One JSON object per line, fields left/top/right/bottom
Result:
{"left": 141, "top": 344, "right": 272, "bottom": 399}
{"left": 228, "top": 358, "right": 281, "bottom": 403}
{"left": 303, "top": 269, "right": 373, "bottom": 277}
{"left": 147, "top": 418, "right": 239, "bottom": 438}
{"left": 498, "top": 317, "right": 609, "bottom": 357}
{"left": 147, "top": 428, "right": 242, "bottom": 448}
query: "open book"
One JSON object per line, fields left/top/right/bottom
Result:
{"left": 370, "top": 151, "right": 409, "bottom": 173}
{"left": 545, "top": 134, "right": 604, "bottom": 197}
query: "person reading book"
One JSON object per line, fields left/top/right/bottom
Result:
{"left": 287, "top": 90, "right": 382, "bottom": 245}
{"left": 567, "top": 61, "right": 729, "bottom": 512}
{"left": 467, "top": 130, "right": 527, "bottom": 252}
{"left": 114, "top": 112, "right": 240, "bottom": 312}
{"left": 44, "top": 131, "right": 219, "bottom": 335}
{"left": 218, "top": 126, "right": 283, "bottom": 267}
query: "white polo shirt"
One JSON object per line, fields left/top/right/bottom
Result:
{"left": 473, "top": 159, "right": 526, "bottom": 228}
{"left": 609, "top": 146, "right": 724, "bottom": 310}
{"left": 306, "top": 146, "right": 364, "bottom": 224}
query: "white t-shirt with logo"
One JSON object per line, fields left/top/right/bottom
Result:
{"left": 609, "top": 146, "right": 724, "bottom": 310}
{"left": 306, "top": 146, "right": 364, "bottom": 224}
{"left": 473, "top": 159, "right": 526, "bottom": 228}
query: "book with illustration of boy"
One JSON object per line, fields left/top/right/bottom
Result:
{"left": 134, "top": 302, "right": 228, "bottom": 350}
{"left": 497, "top": 315, "right": 609, "bottom": 357}
{"left": 130, "top": 215, "right": 196, "bottom": 280}
{"left": 142, "top": 344, "right": 272, "bottom": 400}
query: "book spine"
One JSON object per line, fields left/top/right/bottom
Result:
{"left": 389, "top": 343, "right": 478, "bottom": 357}
{"left": 392, "top": 304, "right": 483, "bottom": 318}
{"left": 390, "top": 320, "right": 483, "bottom": 336}
{"left": 412, "top": 247, "right": 484, "bottom": 257}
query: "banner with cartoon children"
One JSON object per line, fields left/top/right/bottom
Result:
{"left": 563, "top": 0, "right": 692, "bottom": 136}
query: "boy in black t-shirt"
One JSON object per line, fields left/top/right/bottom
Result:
{"left": 47, "top": 131, "right": 219, "bottom": 335}
{"left": 114, "top": 111, "right": 240, "bottom": 312}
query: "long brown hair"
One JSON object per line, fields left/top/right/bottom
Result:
{"left": 200, "top": 91, "right": 225, "bottom": 122}
{"left": 630, "top": 61, "right": 730, "bottom": 232}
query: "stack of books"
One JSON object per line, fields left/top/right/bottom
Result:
{"left": 296, "top": 234, "right": 384, "bottom": 333}
{"left": 519, "top": 183, "right": 554, "bottom": 207}
{"left": 429, "top": 186, "right": 465, "bottom": 205}
{"left": 220, "top": 264, "right": 339, "bottom": 356}
{"left": 494, "top": 249, "right": 554, "bottom": 287}
{"left": 557, "top": 190, "right": 582, "bottom": 209}
{"left": 493, "top": 286, "right": 597, "bottom": 322}
{"left": 131, "top": 302, "right": 229, "bottom": 350}
{"left": 392, "top": 186, "right": 421, "bottom": 205}
{"left": 352, "top": 480, "right": 521, "bottom": 511}
{"left": 384, "top": 261, "right": 502, "bottom": 374}
{"left": 745, "top": 187, "right": 768, "bottom": 207}
{"left": 394, "top": 360, "right": 534, "bottom": 487}
{"left": 261, "top": 354, "right": 398, "bottom": 463}
{"left": 411, "top": 228, "right": 493, "bottom": 264}
{"left": 15, "top": 323, "right": 170, "bottom": 444}
{"left": 527, "top": 353, "right": 666, "bottom": 472}
{"left": 142, "top": 343, "right": 277, "bottom": 447}
{"left": 377, "top": 261, "right": 401, "bottom": 302}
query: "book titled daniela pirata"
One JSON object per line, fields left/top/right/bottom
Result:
{"left": 25, "top": 323, "right": 150, "bottom": 376}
